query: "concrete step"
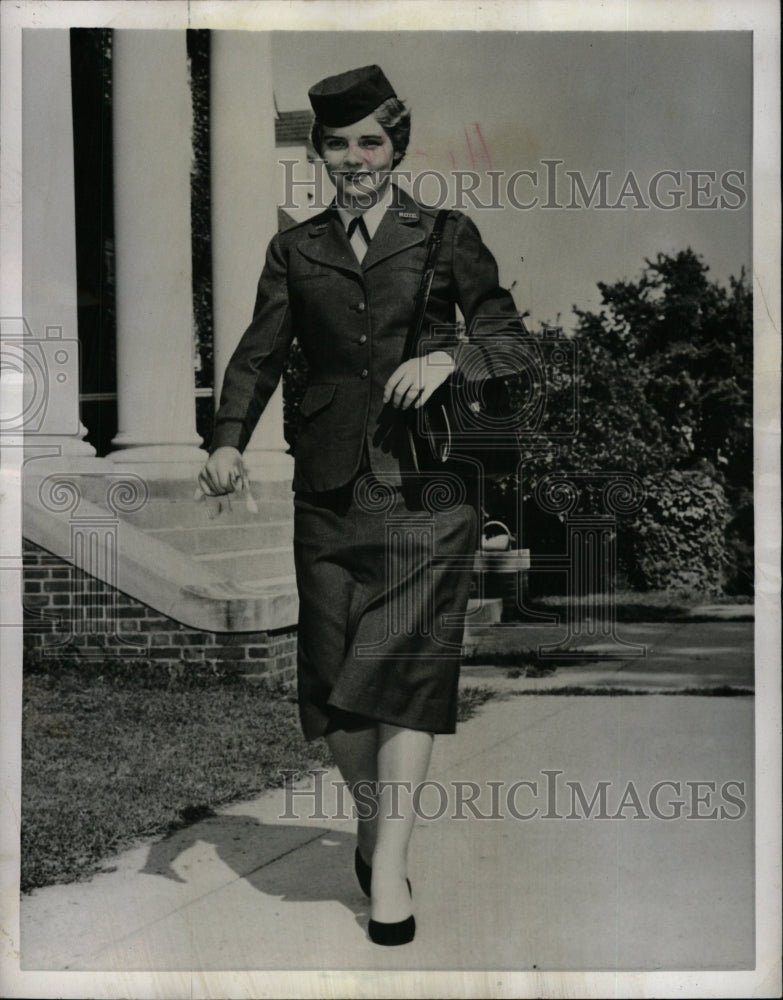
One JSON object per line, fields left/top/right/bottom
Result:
{"left": 473, "top": 548, "right": 530, "bottom": 573}
{"left": 465, "top": 597, "right": 504, "bottom": 625}
{"left": 60, "top": 473, "right": 293, "bottom": 504}
{"left": 50, "top": 472, "right": 295, "bottom": 528}
{"left": 148, "top": 478, "right": 293, "bottom": 501}
{"left": 240, "top": 574, "right": 298, "bottom": 595}
{"left": 148, "top": 520, "right": 292, "bottom": 555}
{"left": 24, "top": 468, "right": 301, "bottom": 632}
{"left": 192, "top": 546, "right": 296, "bottom": 583}
{"left": 119, "top": 497, "right": 293, "bottom": 529}
{"left": 463, "top": 598, "right": 504, "bottom": 648}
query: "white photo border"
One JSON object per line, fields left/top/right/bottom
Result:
{"left": 1, "top": 2, "right": 779, "bottom": 998}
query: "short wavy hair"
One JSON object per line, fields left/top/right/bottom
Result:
{"left": 310, "top": 97, "right": 411, "bottom": 167}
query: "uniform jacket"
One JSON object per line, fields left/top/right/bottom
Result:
{"left": 211, "top": 186, "right": 524, "bottom": 493}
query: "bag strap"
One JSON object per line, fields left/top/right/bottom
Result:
{"left": 400, "top": 209, "right": 450, "bottom": 364}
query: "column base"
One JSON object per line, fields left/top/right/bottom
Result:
{"left": 22, "top": 433, "right": 98, "bottom": 461}
{"left": 106, "top": 444, "right": 209, "bottom": 481}
{"left": 104, "top": 448, "right": 294, "bottom": 484}
{"left": 107, "top": 444, "right": 206, "bottom": 465}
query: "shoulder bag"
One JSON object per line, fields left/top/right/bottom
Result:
{"left": 401, "top": 211, "right": 522, "bottom": 480}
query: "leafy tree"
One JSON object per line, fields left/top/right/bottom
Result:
{"left": 187, "top": 29, "right": 215, "bottom": 447}
{"left": 577, "top": 250, "right": 752, "bottom": 498}
{"left": 492, "top": 249, "right": 753, "bottom": 594}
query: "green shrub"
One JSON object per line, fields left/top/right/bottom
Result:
{"left": 622, "top": 470, "right": 730, "bottom": 594}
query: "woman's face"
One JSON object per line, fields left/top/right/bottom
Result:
{"left": 321, "top": 113, "right": 395, "bottom": 207}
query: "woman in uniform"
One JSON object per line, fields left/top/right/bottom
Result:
{"left": 198, "top": 64, "right": 523, "bottom": 946}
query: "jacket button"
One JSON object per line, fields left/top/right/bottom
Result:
{"left": 355, "top": 301, "right": 366, "bottom": 313}
{"left": 359, "top": 334, "right": 367, "bottom": 344}
{"left": 360, "top": 369, "right": 369, "bottom": 379}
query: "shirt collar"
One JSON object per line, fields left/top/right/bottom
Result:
{"left": 336, "top": 184, "right": 394, "bottom": 239}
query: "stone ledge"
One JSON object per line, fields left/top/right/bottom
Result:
{"left": 23, "top": 470, "right": 299, "bottom": 632}
{"left": 473, "top": 548, "right": 531, "bottom": 573}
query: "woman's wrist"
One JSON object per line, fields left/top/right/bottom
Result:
{"left": 426, "top": 350, "right": 456, "bottom": 375}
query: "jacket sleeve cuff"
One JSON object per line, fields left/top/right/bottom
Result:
{"left": 209, "top": 419, "right": 245, "bottom": 454}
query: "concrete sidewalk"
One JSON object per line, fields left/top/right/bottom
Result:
{"left": 462, "top": 619, "right": 754, "bottom": 694}
{"left": 20, "top": 615, "right": 755, "bottom": 973}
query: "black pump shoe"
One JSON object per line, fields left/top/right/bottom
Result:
{"left": 354, "top": 847, "right": 372, "bottom": 897}
{"left": 368, "top": 914, "right": 416, "bottom": 946}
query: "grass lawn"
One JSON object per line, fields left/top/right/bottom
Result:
{"left": 21, "top": 664, "right": 495, "bottom": 894}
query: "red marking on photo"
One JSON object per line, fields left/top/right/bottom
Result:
{"left": 474, "top": 122, "right": 493, "bottom": 171}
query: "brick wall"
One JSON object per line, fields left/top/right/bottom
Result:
{"left": 22, "top": 539, "right": 297, "bottom": 681}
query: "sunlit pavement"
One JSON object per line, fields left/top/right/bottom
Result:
{"left": 20, "top": 620, "right": 754, "bottom": 974}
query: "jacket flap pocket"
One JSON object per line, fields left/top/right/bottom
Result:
{"left": 299, "top": 383, "right": 337, "bottom": 417}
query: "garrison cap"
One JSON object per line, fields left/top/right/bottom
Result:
{"left": 308, "top": 65, "right": 396, "bottom": 127}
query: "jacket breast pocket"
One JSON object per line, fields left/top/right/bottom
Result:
{"left": 299, "top": 383, "right": 337, "bottom": 418}
{"left": 288, "top": 264, "right": 333, "bottom": 286}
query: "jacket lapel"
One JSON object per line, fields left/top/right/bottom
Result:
{"left": 294, "top": 188, "right": 429, "bottom": 275}
{"left": 296, "top": 210, "right": 363, "bottom": 277}
{"left": 361, "top": 189, "right": 427, "bottom": 271}
{"left": 361, "top": 214, "right": 426, "bottom": 271}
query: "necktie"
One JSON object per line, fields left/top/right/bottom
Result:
{"left": 346, "top": 215, "right": 371, "bottom": 262}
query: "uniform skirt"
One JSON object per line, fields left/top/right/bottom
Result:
{"left": 293, "top": 470, "right": 478, "bottom": 741}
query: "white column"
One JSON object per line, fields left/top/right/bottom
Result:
{"left": 20, "top": 30, "right": 95, "bottom": 463}
{"left": 210, "top": 31, "right": 293, "bottom": 481}
{"left": 108, "top": 30, "right": 204, "bottom": 468}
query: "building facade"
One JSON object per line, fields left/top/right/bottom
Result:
{"left": 17, "top": 30, "right": 310, "bottom": 677}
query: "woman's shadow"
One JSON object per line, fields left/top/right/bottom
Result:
{"left": 140, "top": 812, "right": 369, "bottom": 928}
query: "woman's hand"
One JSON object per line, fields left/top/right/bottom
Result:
{"left": 198, "top": 446, "right": 247, "bottom": 496}
{"left": 383, "top": 351, "right": 456, "bottom": 410}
